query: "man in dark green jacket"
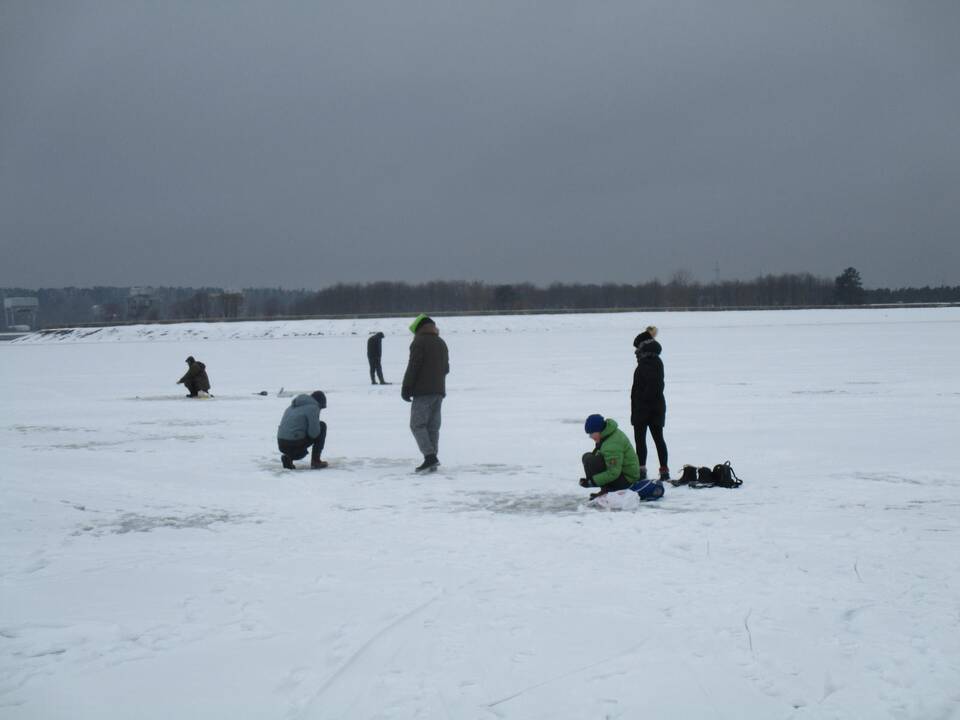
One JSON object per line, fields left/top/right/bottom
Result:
{"left": 401, "top": 314, "right": 449, "bottom": 472}
{"left": 580, "top": 414, "right": 642, "bottom": 498}
{"left": 177, "top": 356, "right": 211, "bottom": 397}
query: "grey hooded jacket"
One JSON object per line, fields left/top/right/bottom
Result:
{"left": 277, "top": 394, "right": 323, "bottom": 441}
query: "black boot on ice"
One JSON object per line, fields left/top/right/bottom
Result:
{"left": 415, "top": 454, "right": 440, "bottom": 473}
{"left": 281, "top": 455, "right": 295, "bottom": 470}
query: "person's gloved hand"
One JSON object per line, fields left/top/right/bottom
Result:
{"left": 401, "top": 391, "right": 412, "bottom": 402}
{"left": 579, "top": 477, "right": 594, "bottom": 488}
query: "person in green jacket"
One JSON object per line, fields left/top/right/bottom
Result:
{"left": 579, "top": 414, "right": 643, "bottom": 499}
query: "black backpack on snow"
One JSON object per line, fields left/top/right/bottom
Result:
{"left": 710, "top": 461, "right": 742, "bottom": 488}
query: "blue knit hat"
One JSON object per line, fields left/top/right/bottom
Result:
{"left": 584, "top": 414, "right": 605, "bottom": 434}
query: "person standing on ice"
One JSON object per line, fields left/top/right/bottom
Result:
{"left": 276, "top": 391, "right": 328, "bottom": 470}
{"left": 631, "top": 326, "right": 670, "bottom": 481}
{"left": 580, "top": 414, "right": 648, "bottom": 499}
{"left": 401, "top": 314, "right": 449, "bottom": 473}
{"left": 367, "top": 331, "right": 387, "bottom": 384}
{"left": 177, "top": 356, "right": 211, "bottom": 398}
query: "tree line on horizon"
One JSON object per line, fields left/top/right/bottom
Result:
{"left": 2, "top": 268, "right": 959, "bottom": 329}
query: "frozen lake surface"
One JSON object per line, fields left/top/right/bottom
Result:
{"left": 2, "top": 308, "right": 959, "bottom": 719}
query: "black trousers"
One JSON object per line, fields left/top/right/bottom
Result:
{"left": 581, "top": 452, "right": 632, "bottom": 494}
{"left": 634, "top": 424, "right": 668, "bottom": 468}
{"left": 278, "top": 422, "right": 327, "bottom": 463}
{"left": 368, "top": 358, "right": 385, "bottom": 384}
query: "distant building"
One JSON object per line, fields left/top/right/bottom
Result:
{"left": 127, "top": 287, "right": 156, "bottom": 320}
{"left": 3, "top": 296, "right": 39, "bottom": 330}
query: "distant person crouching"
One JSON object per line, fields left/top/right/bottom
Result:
{"left": 277, "top": 391, "right": 328, "bottom": 470}
{"left": 177, "top": 356, "right": 211, "bottom": 398}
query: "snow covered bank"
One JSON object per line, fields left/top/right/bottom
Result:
{"left": 1, "top": 308, "right": 959, "bottom": 718}
{"left": 13, "top": 305, "right": 960, "bottom": 345}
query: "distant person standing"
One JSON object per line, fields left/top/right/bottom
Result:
{"left": 276, "top": 391, "right": 328, "bottom": 470}
{"left": 177, "top": 356, "right": 211, "bottom": 398}
{"left": 367, "top": 331, "right": 387, "bottom": 384}
{"left": 631, "top": 326, "right": 669, "bottom": 480}
{"left": 401, "top": 314, "right": 449, "bottom": 472}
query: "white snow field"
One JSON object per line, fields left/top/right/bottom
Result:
{"left": 2, "top": 308, "right": 959, "bottom": 720}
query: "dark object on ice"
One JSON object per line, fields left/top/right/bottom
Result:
{"left": 367, "top": 331, "right": 387, "bottom": 384}
{"left": 677, "top": 461, "right": 743, "bottom": 488}
{"left": 177, "top": 357, "right": 211, "bottom": 397}
{"left": 709, "top": 462, "right": 742, "bottom": 488}
{"left": 415, "top": 454, "right": 440, "bottom": 473}
{"left": 277, "top": 392, "right": 327, "bottom": 470}
{"left": 673, "top": 465, "right": 698, "bottom": 486}
{"left": 255, "top": 390, "right": 268, "bottom": 396}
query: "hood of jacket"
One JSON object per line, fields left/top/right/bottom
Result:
{"left": 636, "top": 339, "right": 662, "bottom": 359}
{"left": 290, "top": 394, "right": 318, "bottom": 408}
{"left": 601, "top": 418, "right": 619, "bottom": 438}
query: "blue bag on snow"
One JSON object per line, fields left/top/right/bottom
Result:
{"left": 629, "top": 479, "right": 665, "bottom": 501}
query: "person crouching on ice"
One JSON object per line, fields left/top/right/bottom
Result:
{"left": 177, "top": 356, "right": 211, "bottom": 397}
{"left": 277, "top": 391, "right": 328, "bottom": 470}
{"left": 580, "top": 414, "right": 639, "bottom": 498}
{"left": 580, "top": 414, "right": 663, "bottom": 501}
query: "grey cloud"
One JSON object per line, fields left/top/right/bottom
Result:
{"left": 1, "top": 0, "right": 958, "bottom": 288}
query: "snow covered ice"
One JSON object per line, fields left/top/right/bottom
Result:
{"left": 2, "top": 308, "right": 959, "bottom": 719}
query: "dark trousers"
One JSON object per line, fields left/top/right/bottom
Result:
{"left": 634, "top": 424, "right": 668, "bottom": 468}
{"left": 368, "top": 358, "right": 385, "bottom": 384}
{"left": 278, "top": 422, "right": 327, "bottom": 464}
{"left": 581, "top": 452, "right": 632, "bottom": 494}
{"left": 185, "top": 379, "right": 202, "bottom": 396}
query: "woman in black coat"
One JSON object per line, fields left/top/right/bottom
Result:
{"left": 631, "top": 327, "right": 669, "bottom": 480}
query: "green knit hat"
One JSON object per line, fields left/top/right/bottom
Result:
{"left": 409, "top": 313, "right": 431, "bottom": 333}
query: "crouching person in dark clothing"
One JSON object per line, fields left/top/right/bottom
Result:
{"left": 277, "top": 391, "right": 328, "bottom": 470}
{"left": 580, "top": 414, "right": 662, "bottom": 501}
{"left": 177, "top": 356, "right": 211, "bottom": 397}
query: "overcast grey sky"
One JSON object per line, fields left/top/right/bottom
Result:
{"left": 1, "top": 0, "right": 958, "bottom": 289}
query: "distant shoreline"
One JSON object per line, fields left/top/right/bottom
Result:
{"left": 10, "top": 301, "right": 959, "bottom": 338}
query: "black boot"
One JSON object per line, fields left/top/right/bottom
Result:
{"left": 310, "top": 444, "right": 328, "bottom": 470}
{"left": 281, "top": 455, "right": 295, "bottom": 470}
{"left": 415, "top": 454, "right": 439, "bottom": 473}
